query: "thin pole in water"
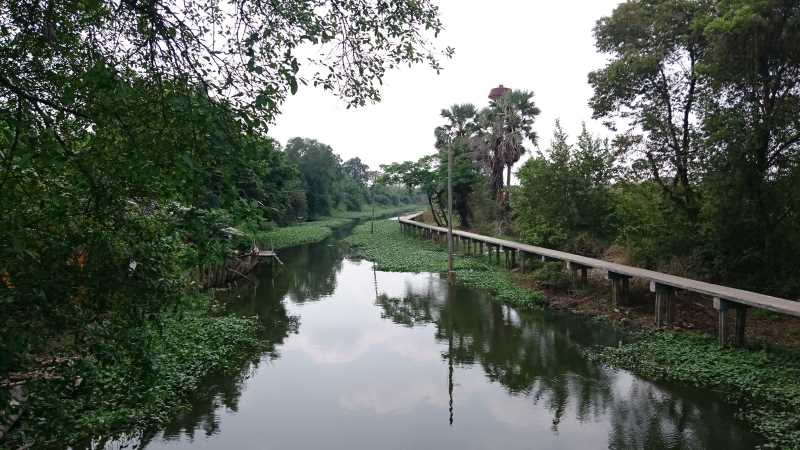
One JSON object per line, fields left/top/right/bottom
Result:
{"left": 447, "top": 143, "right": 455, "bottom": 284}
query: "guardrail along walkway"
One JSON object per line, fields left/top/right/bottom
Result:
{"left": 398, "top": 212, "right": 800, "bottom": 347}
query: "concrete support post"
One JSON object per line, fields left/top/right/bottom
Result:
{"left": 567, "top": 261, "right": 589, "bottom": 289}
{"left": 713, "top": 297, "right": 730, "bottom": 346}
{"left": 496, "top": 246, "right": 501, "bottom": 265}
{"left": 735, "top": 305, "right": 748, "bottom": 346}
{"left": 715, "top": 297, "right": 747, "bottom": 346}
{"left": 607, "top": 272, "right": 631, "bottom": 307}
{"left": 651, "top": 282, "right": 675, "bottom": 327}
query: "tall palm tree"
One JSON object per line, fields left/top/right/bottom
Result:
{"left": 470, "top": 90, "right": 540, "bottom": 201}
{"left": 496, "top": 90, "right": 540, "bottom": 188}
{"left": 437, "top": 104, "right": 478, "bottom": 144}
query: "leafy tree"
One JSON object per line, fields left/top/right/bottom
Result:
{"left": 589, "top": 0, "right": 800, "bottom": 294}
{"left": 589, "top": 0, "right": 710, "bottom": 215}
{"left": 436, "top": 140, "right": 482, "bottom": 228}
{"left": 285, "top": 138, "right": 342, "bottom": 218}
{"left": 342, "top": 157, "right": 371, "bottom": 187}
{"left": 0, "top": 0, "right": 451, "bottom": 128}
{"left": 381, "top": 156, "right": 446, "bottom": 226}
{"left": 514, "top": 122, "right": 617, "bottom": 253}
{"left": 0, "top": 0, "right": 450, "bottom": 385}
{"left": 700, "top": 0, "right": 800, "bottom": 293}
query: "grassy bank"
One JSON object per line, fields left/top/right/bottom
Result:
{"left": 596, "top": 331, "right": 800, "bottom": 449}
{"left": 345, "top": 219, "right": 544, "bottom": 308}
{"left": 4, "top": 295, "right": 267, "bottom": 447}
{"left": 247, "top": 204, "right": 423, "bottom": 250}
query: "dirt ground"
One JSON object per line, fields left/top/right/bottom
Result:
{"left": 513, "top": 270, "right": 800, "bottom": 349}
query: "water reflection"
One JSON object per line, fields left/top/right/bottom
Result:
{"left": 376, "top": 281, "right": 758, "bottom": 448}
{"left": 106, "top": 236, "right": 759, "bottom": 450}
{"left": 376, "top": 282, "right": 620, "bottom": 433}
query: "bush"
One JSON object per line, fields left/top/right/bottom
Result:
{"left": 532, "top": 261, "right": 571, "bottom": 290}
{"left": 513, "top": 122, "right": 616, "bottom": 249}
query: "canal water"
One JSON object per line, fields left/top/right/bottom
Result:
{"left": 120, "top": 225, "right": 760, "bottom": 449}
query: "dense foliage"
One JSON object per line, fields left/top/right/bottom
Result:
{"left": 581, "top": 0, "right": 800, "bottom": 294}
{"left": 6, "top": 295, "right": 270, "bottom": 447}
{"left": 514, "top": 122, "right": 617, "bottom": 253}
{"left": 0, "top": 0, "right": 444, "bottom": 444}
{"left": 503, "top": 0, "right": 800, "bottom": 296}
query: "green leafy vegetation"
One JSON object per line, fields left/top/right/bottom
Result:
{"left": 530, "top": 261, "right": 572, "bottom": 290}
{"left": 248, "top": 205, "right": 423, "bottom": 250}
{"left": 346, "top": 220, "right": 544, "bottom": 308}
{"left": 586, "top": 0, "right": 800, "bottom": 295}
{"left": 246, "top": 219, "right": 348, "bottom": 250}
{"left": 6, "top": 295, "right": 267, "bottom": 447}
{"left": 0, "top": 0, "right": 446, "bottom": 445}
{"left": 596, "top": 332, "right": 800, "bottom": 450}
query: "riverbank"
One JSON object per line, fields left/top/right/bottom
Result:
{"left": 597, "top": 331, "right": 800, "bottom": 449}
{"left": 1, "top": 205, "right": 422, "bottom": 448}
{"left": 247, "top": 204, "right": 425, "bottom": 250}
{"left": 347, "top": 217, "right": 800, "bottom": 450}
{"left": 1, "top": 294, "right": 267, "bottom": 448}
{"left": 346, "top": 219, "right": 543, "bottom": 308}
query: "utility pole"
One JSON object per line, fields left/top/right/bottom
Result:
{"left": 447, "top": 143, "right": 455, "bottom": 283}
{"left": 370, "top": 179, "right": 375, "bottom": 234}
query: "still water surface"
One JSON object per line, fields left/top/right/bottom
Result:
{"left": 124, "top": 229, "right": 759, "bottom": 449}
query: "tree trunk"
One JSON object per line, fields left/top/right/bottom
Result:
{"left": 427, "top": 194, "right": 443, "bottom": 227}
{"left": 489, "top": 158, "right": 504, "bottom": 201}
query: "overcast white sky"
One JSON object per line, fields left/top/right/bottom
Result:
{"left": 270, "top": 0, "right": 624, "bottom": 171}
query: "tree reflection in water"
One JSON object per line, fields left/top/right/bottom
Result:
{"left": 133, "top": 241, "right": 350, "bottom": 447}
{"left": 99, "top": 236, "right": 759, "bottom": 450}
{"left": 375, "top": 279, "right": 757, "bottom": 448}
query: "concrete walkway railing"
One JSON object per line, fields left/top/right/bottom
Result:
{"left": 398, "top": 212, "right": 800, "bottom": 346}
